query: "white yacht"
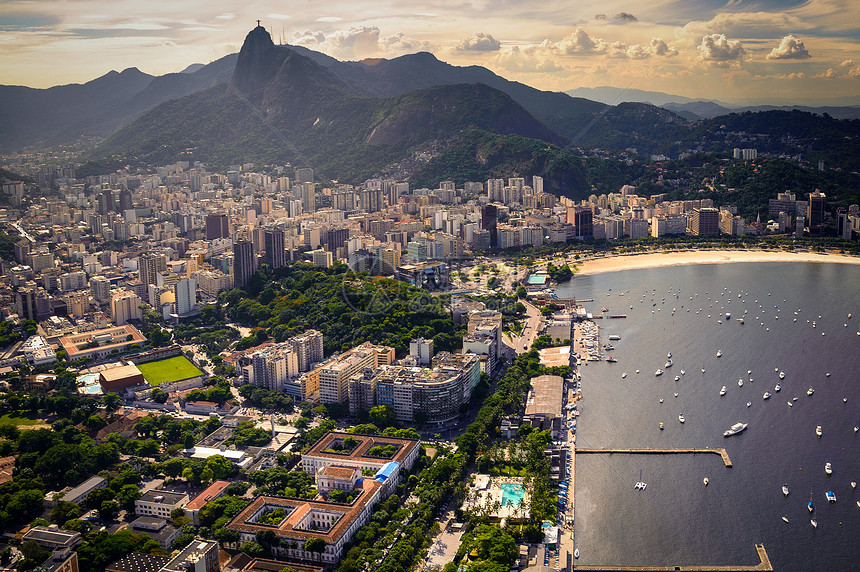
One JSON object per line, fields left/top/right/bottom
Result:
{"left": 811, "top": 519, "right": 818, "bottom": 528}
{"left": 738, "top": 378, "right": 744, "bottom": 387}
{"left": 816, "top": 425, "right": 822, "bottom": 438}
{"left": 782, "top": 484, "right": 789, "bottom": 496}
{"left": 665, "top": 360, "right": 673, "bottom": 368}
{"left": 723, "top": 422, "right": 748, "bottom": 437}
{"left": 807, "top": 387, "right": 815, "bottom": 396}
{"left": 716, "top": 349, "right": 722, "bottom": 358}
{"left": 775, "top": 383, "right": 781, "bottom": 392}
{"left": 674, "top": 375, "right": 680, "bottom": 382}
{"left": 720, "top": 386, "right": 727, "bottom": 396}
{"left": 825, "top": 462, "right": 832, "bottom": 475}
{"left": 655, "top": 369, "right": 664, "bottom": 376}
{"left": 703, "top": 477, "right": 709, "bottom": 486}
{"left": 763, "top": 392, "right": 771, "bottom": 400}
{"left": 622, "top": 373, "right": 627, "bottom": 379}
{"left": 679, "top": 414, "right": 685, "bottom": 423}
{"left": 779, "top": 371, "right": 786, "bottom": 379}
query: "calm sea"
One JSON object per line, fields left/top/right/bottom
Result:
{"left": 555, "top": 261, "right": 860, "bottom": 571}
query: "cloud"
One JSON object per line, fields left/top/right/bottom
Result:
{"left": 649, "top": 38, "right": 678, "bottom": 57}
{"left": 266, "top": 13, "right": 292, "bottom": 20}
{"left": 682, "top": 12, "right": 807, "bottom": 39}
{"left": 215, "top": 13, "right": 235, "bottom": 21}
{"left": 379, "top": 32, "right": 431, "bottom": 54}
{"left": 292, "top": 30, "right": 326, "bottom": 45}
{"left": 457, "top": 32, "right": 500, "bottom": 52}
{"left": 557, "top": 27, "right": 605, "bottom": 54}
{"left": 595, "top": 14, "right": 607, "bottom": 20}
{"left": 157, "top": 40, "right": 175, "bottom": 48}
{"left": 767, "top": 35, "right": 811, "bottom": 60}
{"left": 292, "top": 27, "right": 429, "bottom": 58}
{"left": 316, "top": 17, "right": 343, "bottom": 23}
{"left": 614, "top": 12, "right": 638, "bottom": 23}
{"left": 494, "top": 42, "right": 564, "bottom": 73}
{"left": 849, "top": 66, "right": 860, "bottom": 78}
{"left": 840, "top": 59, "right": 855, "bottom": 67}
{"left": 697, "top": 33, "right": 745, "bottom": 67}
{"left": 813, "top": 67, "right": 837, "bottom": 79}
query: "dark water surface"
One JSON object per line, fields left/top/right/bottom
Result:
{"left": 555, "top": 262, "right": 860, "bottom": 571}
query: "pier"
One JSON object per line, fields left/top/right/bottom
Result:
{"left": 572, "top": 543, "right": 772, "bottom": 571}
{"left": 574, "top": 448, "right": 733, "bottom": 468}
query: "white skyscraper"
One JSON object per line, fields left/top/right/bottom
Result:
{"left": 174, "top": 277, "right": 197, "bottom": 316}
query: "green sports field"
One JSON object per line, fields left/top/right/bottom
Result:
{"left": 137, "top": 356, "right": 204, "bottom": 386}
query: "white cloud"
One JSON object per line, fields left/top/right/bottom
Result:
{"left": 767, "top": 35, "right": 811, "bottom": 60}
{"left": 840, "top": 59, "right": 855, "bottom": 67}
{"left": 557, "top": 27, "right": 606, "bottom": 54}
{"left": 292, "top": 30, "right": 326, "bottom": 46}
{"left": 697, "top": 33, "right": 745, "bottom": 67}
{"left": 849, "top": 66, "right": 860, "bottom": 78}
{"left": 379, "top": 32, "right": 431, "bottom": 55}
{"left": 316, "top": 17, "right": 343, "bottom": 23}
{"left": 681, "top": 12, "right": 807, "bottom": 39}
{"left": 292, "top": 27, "right": 429, "bottom": 58}
{"left": 649, "top": 38, "right": 678, "bottom": 57}
{"left": 215, "top": 13, "right": 234, "bottom": 21}
{"left": 266, "top": 14, "right": 292, "bottom": 21}
{"left": 813, "top": 67, "right": 837, "bottom": 79}
{"left": 457, "top": 32, "right": 500, "bottom": 52}
{"left": 494, "top": 42, "right": 564, "bottom": 73}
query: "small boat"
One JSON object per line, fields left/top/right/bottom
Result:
{"left": 746, "top": 401, "right": 752, "bottom": 407}
{"left": 720, "top": 386, "right": 727, "bottom": 396}
{"left": 782, "top": 484, "right": 789, "bottom": 496}
{"left": 723, "top": 422, "right": 748, "bottom": 437}
{"left": 655, "top": 369, "right": 664, "bottom": 376}
{"left": 844, "top": 398, "right": 848, "bottom": 403}
{"left": 738, "top": 379, "right": 744, "bottom": 387}
{"left": 852, "top": 482, "right": 856, "bottom": 489}
{"left": 809, "top": 493, "right": 814, "bottom": 512}
{"left": 807, "top": 387, "right": 814, "bottom": 396}
{"left": 674, "top": 392, "right": 679, "bottom": 397}
{"left": 763, "top": 392, "right": 771, "bottom": 400}
{"left": 703, "top": 477, "right": 709, "bottom": 486}
{"left": 855, "top": 426, "right": 859, "bottom": 433}
{"left": 635, "top": 369, "right": 640, "bottom": 374}
{"left": 779, "top": 371, "right": 785, "bottom": 379}
{"left": 788, "top": 401, "right": 793, "bottom": 407}
{"left": 826, "top": 490, "right": 836, "bottom": 502}
{"left": 680, "top": 369, "right": 685, "bottom": 375}
{"left": 825, "top": 462, "right": 832, "bottom": 475}
{"left": 605, "top": 356, "right": 617, "bottom": 363}
{"left": 725, "top": 312, "right": 731, "bottom": 320}
{"left": 701, "top": 367, "right": 706, "bottom": 373}
{"left": 782, "top": 516, "right": 789, "bottom": 523}
{"left": 775, "top": 383, "right": 781, "bottom": 392}
{"left": 816, "top": 425, "right": 822, "bottom": 438}
{"left": 857, "top": 500, "right": 860, "bottom": 508}
{"left": 674, "top": 375, "right": 680, "bottom": 381}
{"left": 716, "top": 349, "right": 722, "bottom": 358}
{"left": 679, "top": 414, "right": 685, "bottom": 423}
{"left": 826, "top": 372, "right": 831, "bottom": 377}
{"left": 793, "top": 396, "right": 799, "bottom": 401}
{"left": 665, "top": 360, "right": 673, "bottom": 368}
{"left": 659, "top": 422, "right": 664, "bottom": 430}
{"left": 659, "top": 398, "right": 664, "bottom": 403}
{"left": 622, "top": 372, "right": 627, "bottom": 378}
{"left": 608, "top": 334, "right": 621, "bottom": 340}
{"left": 667, "top": 352, "right": 672, "bottom": 358}
{"left": 738, "top": 318, "right": 744, "bottom": 324}
{"left": 811, "top": 519, "right": 818, "bottom": 528}
{"left": 574, "top": 549, "right": 580, "bottom": 559}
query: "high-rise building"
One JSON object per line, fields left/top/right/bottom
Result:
{"left": 138, "top": 253, "right": 168, "bottom": 302}
{"left": 325, "top": 228, "right": 349, "bottom": 252}
{"left": 310, "top": 249, "right": 333, "bottom": 268}
{"left": 205, "top": 214, "right": 230, "bottom": 240}
{"left": 573, "top": 208, "right": 593, "bottom": 239}
{"left": 294, "top": 167, "right": 314, "bottom": 183}
{"left": 288, "top": 330, "right": 324, "bottom": 372}
{"left": 807, "top": 190, "right": 826, "bottom": 236}
{"left": 232, "top": 239, "right": 256, "bottom": 288}
{"left": 409, "top": 338, "right": 434, "bottom": 365}
{"left": 691, "top": 207, "right": 720, "bottom": 236}
{"left": 174, "top": 278, "right": 197, "bottom": 316}
{"left": 63, "top": 291, "right": 90, "bottom": 319}
{"left": 481, "top": 204, "right": 498, "bottom": 248}
{"left": 119, "top": 189, "right": 133, "bottom": 212}
{"left": 111, "top": 290, "right": 143, "bottom": 325}
{"left": 16, "top": 288, "right": 37, "bottom": 321}
{"left": 14, "top": 239, "right": 30, "bottom": 264}
{"left": 263, "top": 228, "right": 286, "bottom": 269}
{"left": 90, "top": 276, "right": 112, "bottom": 303}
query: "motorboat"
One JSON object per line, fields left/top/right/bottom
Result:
{"left": 622, "top": 373, "right": 627, "bottom": 379}
{"left": 703, "top": 477, "right": 709, "bottom": 486}
{"left": 826, "top": 372, "right": 831, "bottom": 377}
{"left": 665, "top": 360, "right": 673, "bottom": 368}
{"left": 811, "top": 519, "right": 818, "bottom": 528}
{"left": 680, "top": 369, "right": 685, "bottom": 375}
{"left": 826, "top": 490, "right": 836, "bottom": 502}
{"left": 775, "top": 383, "right": 781, "bottom": 392}
{"left": 605, "top": 356, "right": 617, "bottom": 363}
{"left": 679, "top": 414, "right": 686, "bottom": 423}
{"left": 608, "top": 335, "right": 621, "bottom": 340}
{"left": 855, "top": 426, "right": 859, "bottom": 433}
{"left": 659, "top": 398, "right": 663, "bottom": 403}
{"left": 816, "top": 425, "right": 822, "bottom": 438}
{"left": 779, "top": 371, "right": 785, "bottom": 379}
{"left": 723, "top": 422, "right": 748, "bottom": 437}
{"left": 636, "top": 369, "right": 640, "bottom": 374}
{"left": 825, "top": 462, "right": 832, "bottom": 475}
{"left": 725, "top": 312, "right": 731, "bottom": 320}
{"left": 674, "top": 375, "right": 680, "bottom": 381}
{"left": 763, "top": 392, "right": 771, "bottom": 400}
{"left": 655, "top": 369, "right": 664, "bottom": 376}
{"left": 782, "top": 484, "right": 789, "bottom": 496}
{"left": 787, "top": 401, "right": 793, "bottom": 407}
{"left": 738, "top": 378, "right": 744, "bottom": 387}
{"left": 720, "top": 386, "right": 727, "bottom": 396}
{"left": 793, "top": 397, "right": 799, "bottom": 401}
{"left": 852, "top": 482, "right": 857, "bottom": 489}
{"left": 716, "top": 349, "right": 722, "bottom": 358}
{"left": 807, "top": 387, "right": 815, "bottom": 396}
{"left": 674, "top": 392, "right": 679, "bottom": 397}
{"left": 667, "top": 352, "right": 672, "bottom": 358}
{"left": 746, "top": 401, "right": 752, "bottom": 407}
{"left": 782, "top": 516, "right": 789, "bottom": 523}
{"left": 808, "top": 494, "right": 814, "bottom": 512}
{"left": 574, "top": 549, "right": 580, "bottom": 559}
{"left": 659, "top": 422, "right": 664, "bottom": 430}
{"left": 701, "top": 367, "right": 706, "bottom": 373}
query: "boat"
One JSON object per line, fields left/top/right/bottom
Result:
{"left": 723, "top": 422, "right": 748, "bottom": 437}
{"left": 807, "top": 387, "right": 815, "bottom": 396}
{"left": 665, "top": 360, "right": 673, "bottom": 368}
{"left": 667, "top": 352, "right": 672, "bottom": 358}
{"left": 775, "top": 383, "right": 781, "bottom": 392}
{"left": 635, "top": 369, "right": 640, "bottom": 374}
{"left": 825, "top": 462, "right": 832, "bottom": 475}
{"left": 793, "top": 396, "right": 799, "bottom": 401}
{"left": 659, "top": 422, "right": 664, "bottom": 430}
{"left": 811, "top": 519, "right": 818, "bottom": 528}
{"left": 738, "top": 378, "right": 744, "bottom": 387}
{"left": 674, "top": 392, "right": 679, "bottom": 397}
{"left": 608, "top": 334, "right": 621, "bottom": 340}
{"left": 855, "top": 426, "right": 859, "bottom": 433}
{"left": 680, "top": 369, "right": 685, "bottom": 375}
{"left": 857, "top": 500, "right": 860, "bottom": 508}
{"left": 701, "top": 367, "right": 706, "bottom": 373}
{"left": 655, "top": 369, "right": 664, "bottom": 376}
{"left": 679, "top": 414, "right": 685, "bottom": 423}
{"left": 782, "top": 516, "right": 789, "bottom": 523}
{"left": 716, "top": 349, "right": 722, "bottom": 358}
{"left": 674, "top": 375, "right": 680, "bottom": 381}
{"left": 826, "top": 372, "right": 831, "bottom": 377}
{"left": 782, "top": 484, "right": 789, "bottom": 496}
{"left": 779, "top": 371, "right": 785, "bottom": 379}
{"left": 738, "top": 318, "right": 744, "bottom": 324}
{"left": 574, "top": 549, "right": 580, "bottom": 559}
{"left": 659, "top": 398, "right": 663, "bottom": 403}
{"left": 852, "top": 482, "right": 856, "bottom": 489}
{"left": 621, "top": 372, "right": 627, "bottom": 379}
{"left": 788, "top": 401, "right": 793, "bottom": 407}
{"left": 603, "top": 344, "right": 615, "bottom": 351}
{"left": 808, "top": 492, "right": 814, "bottom": 512}
{"left": 747, "top": 401, "right": 752, "bottom": 407}
{"left": 720, "top": 386, "right": 727, "bottom": 396}
{"left": 826, "top": 490, "right": 836, "bottom": 502}
{"left": 816, "top": 425, "right": 822, "bottom": 437}
{"left": 703, "top": 477, "right": 709, "bottom": 486}
{"left": 763, "top": 392, "right": 771, "bottom": 400}
{"left": 725, "top": 312, "right": 731, "bottom": 320}
{"left": 605, "top": 356, "right": 617, "bottom": 363}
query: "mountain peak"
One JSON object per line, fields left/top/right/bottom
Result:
{"left": 231, "top": 26, "right": 278, "bottom": 93}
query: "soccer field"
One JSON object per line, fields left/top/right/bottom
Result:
{"left": 137, "top": 356, "right": 203, "bottom": 385}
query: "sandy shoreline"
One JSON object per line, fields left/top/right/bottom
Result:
{"left": 572, "top": 250, "right": 860, "bottom": 276}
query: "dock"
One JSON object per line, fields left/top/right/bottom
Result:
{"left": 574, "top": 448, "right": 733, "bottom": 468}
{"left": 572, "top": 543, "right": 772, "bottom": 571}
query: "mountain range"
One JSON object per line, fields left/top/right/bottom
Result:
{"left": 3, "top": 26, "right": 859, "bottom": 189}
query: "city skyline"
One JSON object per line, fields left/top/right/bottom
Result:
{"left": 1, "top": 0, "right": 858, "bottom": 104}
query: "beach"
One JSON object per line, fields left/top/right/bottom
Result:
{"left": 572, "top": 250, "right": 860, "bottom": 276}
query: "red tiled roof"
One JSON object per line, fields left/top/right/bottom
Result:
{"left": 185, "top": 480, "right": 231, "bottom": 511}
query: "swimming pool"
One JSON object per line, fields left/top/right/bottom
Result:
{"left": 500, "top": 482, "right": 525, "bottom": 506}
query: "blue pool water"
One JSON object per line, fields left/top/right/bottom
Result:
{"left": 501, "top": 482, "right": 525, "bottom": 506}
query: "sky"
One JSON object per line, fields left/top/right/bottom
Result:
{"left": 1, "top": 0, "right": 859, "bottom": 105}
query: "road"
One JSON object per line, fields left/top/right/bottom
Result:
{"left": 502, "top": 300, "right": 543, "bottom": 358}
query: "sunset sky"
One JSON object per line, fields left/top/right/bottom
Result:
{"left": 2, "top": 0, "right": 859, "bottom": 104}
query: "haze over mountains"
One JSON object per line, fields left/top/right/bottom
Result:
{"left": 2, "top": 25, "right": 859, "bottom": 187}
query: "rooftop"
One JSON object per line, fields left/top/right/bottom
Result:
{"left": 138, "top": 489, "right": 188, "bottom": 505}
{"left": 100, "top": 364, "right": 142, "bottom": 382}
{"left": 525, "top": 375, "right": 564, "bottom": 417}
{"left": 185, "top": 480, "right": 231, "bottom": 511}
{"left": 304, "top": 431, "right": 418, "bottom": 466}
{"left": 105, "top": 552, "right": 171, "bottom": 572}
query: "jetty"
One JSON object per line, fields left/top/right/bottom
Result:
{"left": 574, "top": 447, "right": 733, "bottom": 468}
{"left": 572, "top": 543, "right": 772, "bottom": 571}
